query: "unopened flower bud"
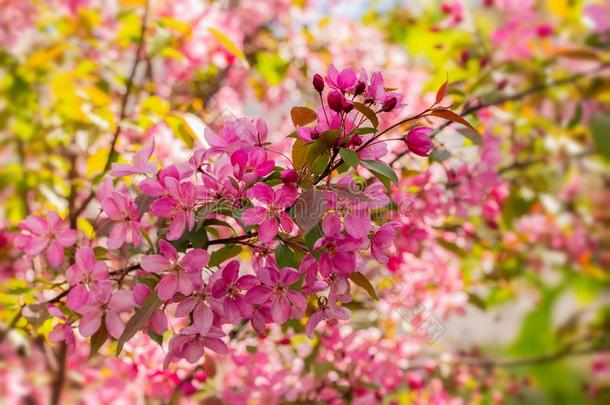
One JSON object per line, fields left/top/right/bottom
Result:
{"left": 313, "top": 73, "right": 325, "bottom": 93}
{"left": 406, "top": 127, "right": 433, "bottom": 157}
{"left": 342, "top": 100, "right": 354, "bottom": 112}
{"left": 281, "top": 168, "right": 298, "bottom": 183}
{"left": 381, "top": 96, "right": 397, "bottom": 112}
{"left": 349, "top": 135, "right": 363, "bottom": 146}
{"left": 327, "top": 90, "right": 344, "bottom": 112}
{"left": 354, "top": 80, "right": 366, "bottom": 96}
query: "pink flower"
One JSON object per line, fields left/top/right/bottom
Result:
{"left": 149, "top": 178, "right": 197, "bottom": 240}
{"left": 406, "top": 127, "right": 433, "bottom": 157}
{"left": 77, "top": 284, "right": 136, "bottom": 339}
{"left": 65, "top": 247, "right": 109, "bottom": 310}
{"left": 48, "top": 304, "right": 76, "bottom": 353}
{"left": 230, "top": 148, "right": 275, "bottom": 184}
{"left": 141, "top": 240, "right": 209, "bottom": 301}
{"left": 371, "top": 222, "right": 399, "bottom": 264}
{"left": 100, "top": 190, "right": 142, "bottom": 249}
{"left": 211, "top": 260, "right": 258, "bottom": 323}
{"left": 167, "top": 322, "right": 228, "bottom": 364}
{"left": 305, "top": 296, "right": 350, "bottom": 338}
{"left": 204, "top": 117, "right": 268, "bottom": 154}
{"left": 245, "top": 266, "right": 306, "bottom": 324}
{"left": 14, "top": 212, "right": 77, "bottom": 266}
{"left": 110, "top": 139, "right": 157, "bottom": 177}
{"left": 325, "top": 64, "right": 357, "bottom": 91}
{"left": 241, "top": 183, "right": 297, "bottom": 243}
{"left": 314, "top": 228, "right": 363, "bottom": 277}
{"left": 585, "top": 2, "right": 610, "bottom": 33}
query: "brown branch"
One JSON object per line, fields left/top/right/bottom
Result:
{"left": 391, "top": 63, "right": 610, "bottom": 166}
{"left": 207, "top": 232, "right": 258, "bottom": 246}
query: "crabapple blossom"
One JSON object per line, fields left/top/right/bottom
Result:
{"left": 14, "top": 212, "right": 77, "bottom": 266}
{"left": 241, "top": 183, "right": 298, "bottom": 243}
{"left": 141, "top": 240, "right": 209, "bottom": 301}
{"left": 245, "top": 266, "right": 306, "bottom": 324}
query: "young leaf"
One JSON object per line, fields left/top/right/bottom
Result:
{"left": 339, "top": 148, "right": 359, "bottom": 168}
{"left": 349, "top": 271, "right": 378, "bottom": 301}
{"left": 435, "top": 79, "right": 448, "bottom": 105}
{"left": 291, "top": 106, "right": 318, "bottom": 127}
{"left": 430, "top": 109, "right": 477, "bottom": 131}
{"left": 353, "top": 102, "right": 379, "bottom": 128}
{"left": 209, "top": 244, "right": 243, "bottom": 267}
{"left": 89, "top": 320, "right": 109, "bottom": 359}
{"left": 311, "top": 152, "right": 330, "bottom": 175}
{"left": 116, "top": 292, "right": 162, "bottom": 355}
{"left": 275, "top": 244, "right": 298, "bottom": 268}
{"left": 360, "top": 159, "right": 398, "bottom": 184}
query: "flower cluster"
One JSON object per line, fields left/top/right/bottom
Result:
{"left": 16, "top": 66, "right": 463, "bottom": 367}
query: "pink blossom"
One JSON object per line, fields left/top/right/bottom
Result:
{"left": 65, "top": 247, "right": 109, "bottom": 310}
{"left": 211, "top": 260, "right": 258, "bottom": 323}
{"left": 204, "top": 117, "right": 268, "bottom": 154}
{"left": 141, "top": 240, "right": 209, "bottom": 301}
{"left": 77, "top": 284, "right": 136, "bottom": 339}
{"left": 100, "top": 190, "right": 142, "bottom": 249}
{"left": 241, "top": 183, "right": 297, "bottom": 243}
{"left": 325, "top": 64, "right": 357, "bottom": 91}
{"left": 371, "top": 222, "right": 399, "bottom": 264}
{"left": 245, "top": 266, "right": 306, "bottom": 324}
{"left": 305, "top": 296, "right": 350, "bottom": 338}
{"left": 230, "top": 148, "right": 275, "bottom": 184}
{"left": 14, "top": 212, "right": 77, "bottom": 266}
{"left": 167, "top": 322, "right": 228, "bottom": 364}
{"left": 149, "top": 178, "right": 197, "bottom": 240}
{"left": 110, "top": 139, "right": 157, "bottom": 177}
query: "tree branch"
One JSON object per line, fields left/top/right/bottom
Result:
{"left": 391, "top": 63, "right": 610, "bottom": 166}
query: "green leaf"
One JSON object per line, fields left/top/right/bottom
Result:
{"left": 353, "top": 102, "right": 379, "bottom": 128}
{"left": 339, "top": 148, "right": 359, "bottom": 168}
{"left": 208, "top": 244, "right": 242, "bottom": 267}
{"left": 116, "top": 292, "right": 162, "bottom": 355}
{"left": 360, "top": 159, "right": 398, "bottom": 185}
{"left": 319, "top": 130, "right": 341, "bottom": 145}
{"left": 349, "top": 271, "right": 378, "bottom": 301}
{"left": 304, "top": 224, "right": 323, "bottom": 251}
{"left": 89, "top": 320, "right": 109, "bottom": 359}
{"left": 275, "top": 244, "right": 298, "bottom": 268}
{"left": 311, "top": 152, "right": 330, "bottom": 175}
{"left": 147, "top": 330, "right": 163, "bottom": 347}
{"left": 590, "top": 114, "right": 610, "bottom": 161}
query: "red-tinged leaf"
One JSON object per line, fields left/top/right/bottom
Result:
{"left": 353, "top": 102, "right": 379, "bottom": 128}
{"left": 435, "top": 79, "right": 448, "bottom": 105}
{"left": 291, "top": 106, "right": 318, "bottom": 127}
{"left": 116, "top": 291, "right": 162, "bottom": 355}
{"left": 349, "top": 271, "right": 378, "bottom": 300}
{"left": 430, "top": 109, "right": 477, "bottom": 131}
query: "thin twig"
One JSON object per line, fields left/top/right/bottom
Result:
{"left": 391, "top": 64, "right": 610, "bottom": 166}
{"left": 71, "top": 0, "right": 150, "bottom": 223}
